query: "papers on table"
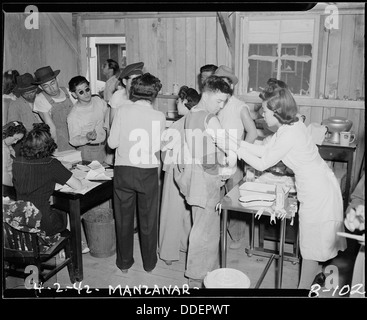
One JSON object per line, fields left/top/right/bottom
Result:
{"left": 55, "top": 179, "right": 102, "bottom": 195}
{"left": 88, "top": 160, "right": 105, "bottom": 172}
{"left": 53, "top": 150, "right": 82, "bottom": 163}
{"left": 54, "top": 161, "right": 113, "bottom": 194}
{"left": 85, "top": 169, "right": 111, "bottom": 181}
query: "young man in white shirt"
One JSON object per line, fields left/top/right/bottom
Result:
{"left": 67, "top": 76, "right": 109, "bottom": 164}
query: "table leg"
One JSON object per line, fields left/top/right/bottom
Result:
{"left": 221, "top": 209, "right": 228, "bottom": 268}
{"left": 255, "top": 254, "right": 276, "bottom": 289}
{"left": 344, "top": 153, "right": 353, "bottom": 211}
{"left": 277, "top": 218, "right": 287, "bottom": 288}
{"left": 250, "top": 214, "right": 255, "bottom": 250}
{"left": 68, "top": 199, "right": 83, "bottom": 282}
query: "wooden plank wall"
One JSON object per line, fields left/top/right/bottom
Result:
{"left": 83, "top": 13, "right": 364, "bottom": 190}
{"left": 312, "top": 13, "right": 365, "bottom": 190}
{"left": 125, "top": 17, "right": 230, "bottom": 94}
{"left": 3, "top": 13, "right": 78, "bottom": 89}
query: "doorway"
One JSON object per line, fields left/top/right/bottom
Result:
{"left": 87, "top": 36, "right": 126, "bottom": 96}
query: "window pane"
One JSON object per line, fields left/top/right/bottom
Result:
{"left": 109, "top": 44, "right": 119, "bottom": 63}
{"left": 97, "top": 44, "right": 109, "bottom": 81}
{"left": 247, "top": 43, "right": 312, "bottom": 95}
{"left": 248, "top": 44, "right": 277, "bottom": 92}
{"left": 280, "top": 44, "right": 312, "bottom": 95}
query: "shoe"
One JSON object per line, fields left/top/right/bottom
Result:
{"left": 229, "top": 240, "right": 242, "bottom": 250}
{"left": 82, "top": 241, "right": 90, "bottom": 254}
{"left": 120, "top": 268, "right": 128, "bottom": 274}
{"left": 145, "top": 265, "right": 156, "bottom": 273}
{"left": 312, "top": 272, "right": 326, "bottom": 287}
{"left": 188, "top": 278, "right": 203, "bottom": 289}
{"left": 163, "top": 260, "right": 173, "bottom": 266}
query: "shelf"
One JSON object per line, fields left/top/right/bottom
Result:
{"left": 157, "top": 94, "right": 178, "bottom": 99}
{"left": 239, "top": 94, "right": 365, "bottom": 110}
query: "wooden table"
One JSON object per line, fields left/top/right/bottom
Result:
{"left": 52, "top": 179, "right": 113, "bottom": 282}
{"left": 218, "top": 181, "right": 298, "bottom": 288}
{"left": 317, "top": 141, "right": 357, "bottom": 210}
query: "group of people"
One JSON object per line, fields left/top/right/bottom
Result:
{"left": 2, "top": 59, "right": 355, "bottom": 291}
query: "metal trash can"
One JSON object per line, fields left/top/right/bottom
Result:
{"left": 82, "top": 208, "right": 116, "bottom": 258}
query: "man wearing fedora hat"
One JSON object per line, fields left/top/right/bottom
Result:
{"left": 214, "top": 65, "right": 258, "bottom": 249}
{"left": 7, "top": 73, "right": 43, "bottom": 132}
{"left": 33, "top": 66, "right": 75, "bottom": 151}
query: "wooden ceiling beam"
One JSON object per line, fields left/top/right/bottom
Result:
{"left": 77, "top": 12, "right": 217, "bottom": 20}
{"left": 217, "top": 12, "right": 235, "bottom": 59}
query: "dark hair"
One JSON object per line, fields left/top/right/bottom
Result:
{"left": 68, "top": 76, "right": 90, "bottom": 92}
{"left": 20, "top": 123, "right": 57, "bottom": 159}
{"left": 260, "top": 85, "right": 299, "bottom": 125}
{"left": 266, "top": 78, "right": 288, "bottom": 89}
{"left": 202, "top": 75, "right": 233, "bottom": 95}
{"left": 2, "top": 121, "right": 27, "bottom": 140}
{"left": 129, "top": 73, "right": 162, "bottom": 103}
{"left": 3, "top": 70, "right": 20, "bottom": 95}
{"left": 177, "top": 86, "right": 200, "bottom": 109}
{"left": 259, "top": 78, "right": 289, "bottom": 101}
{"left": 185, "top": 88, "right": 200, "bottom": 109}
{"left": 200, "top": 64, "right": 218, "bottom": 74}
{"left": 105, "top": 59, "right": 120, "bottom": 75}
{"left": 178, "top": 86, "right": 189, "bottom": 100}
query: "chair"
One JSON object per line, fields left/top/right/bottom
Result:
{"left": 3, "top": 200, "right": 75, "bottom": 289}
{"left": 2, "top": 184, "right": 17, "bottom": 200}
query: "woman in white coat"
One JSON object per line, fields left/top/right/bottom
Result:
{"left": 236, "top": 82, "right": 347, "bottom": 289}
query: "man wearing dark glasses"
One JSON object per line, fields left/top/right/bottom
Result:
{"left": 67, "top": 75, "right": 109, "bottom": 164}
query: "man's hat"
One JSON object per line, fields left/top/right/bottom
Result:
{"left": 33, "top": 66, "right": 60, "bottom": 85}
{"left": 14, "top": 73, "right": 38, "bottom": 93}
{"left": 119, "top": 62, "right": 144, "bottom": 80}
{"left": 214, "top": 65, "right": 238, "bottom": 86}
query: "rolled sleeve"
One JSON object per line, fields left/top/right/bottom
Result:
{"left": 33, "top": 94, "right": 52, "bottom": 113}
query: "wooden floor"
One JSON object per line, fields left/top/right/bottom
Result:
{"left": 5, "top": 221, "right": 301, "bottom": 291}
{"left": 5, "top": 219, "right": 361, "bottom": 299}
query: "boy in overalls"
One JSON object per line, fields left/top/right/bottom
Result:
{"left": 33, "top": 66, "right": 75, "bottom": 152}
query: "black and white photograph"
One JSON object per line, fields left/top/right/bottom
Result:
{"left": 2, "top": 1, "right": 365, "bottom": 311}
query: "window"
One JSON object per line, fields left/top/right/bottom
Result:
{"left": 96, "top": 43, "right": 126, "bottom": 81}
{"left": 239, "top": 16, "right": 320, "bottom": 97}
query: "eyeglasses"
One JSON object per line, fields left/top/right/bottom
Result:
{"left": 77, "top": 87, "right": 91, "bottom": 95}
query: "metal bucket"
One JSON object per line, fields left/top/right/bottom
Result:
{"left": 204, "top": 268, "right": 251, "bottom": 288}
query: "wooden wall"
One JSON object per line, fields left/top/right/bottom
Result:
{"left": 124, "top": 16, "right": 231, "bottom": 93}
{"left": 3, "top": 9, "right": 364, "bottom": 192}
{"left": 240, "top": 10, "right": 365, "bottom": 190}
{"left": 3, "top": 13, "right": 78, "bottom": 89}
{"left": 303, "top": 12, "right": 365, "bottom": 190}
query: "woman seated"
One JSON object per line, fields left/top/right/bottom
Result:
{"left": 2, "top": 121, "right": 26, "bottom": 187}
{"left": 12, "top": 123, "right": 82, "bottom": 236}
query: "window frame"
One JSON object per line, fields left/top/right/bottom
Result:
{"left": 237, "top": 14, "right": 320, "bottom": 98}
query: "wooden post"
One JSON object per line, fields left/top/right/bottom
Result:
{"left": 75, "top": 14, "right": 83, "bottom": 76}
{"left": 217, "top": 12, "right": 235, "bottom": 67}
